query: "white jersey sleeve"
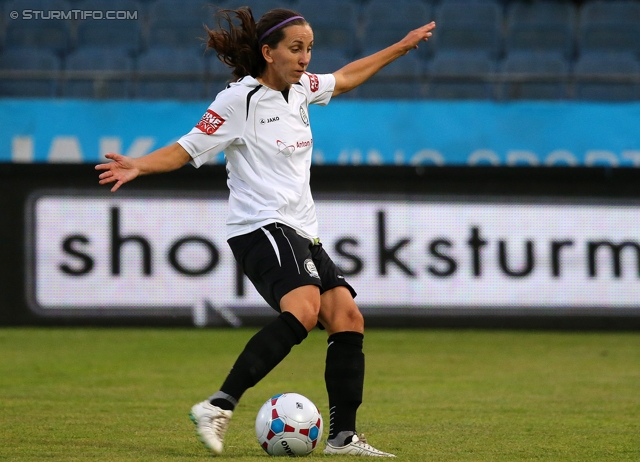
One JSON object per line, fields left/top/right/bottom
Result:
{"left": 177, "top": 88, "right": 244, "bottom": 168}
{"left": 300, "top": 72, "right": 335, "bottom": 106}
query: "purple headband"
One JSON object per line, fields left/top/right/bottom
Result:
{"left": 259, "top": 15, "right": 305, "bottom": 43}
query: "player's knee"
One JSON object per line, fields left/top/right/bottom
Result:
{"left": 282, "top": 298, "right": 321, "bottom": 332}
{"left": 293, "top": 299, "right": 320, "bottom": 331}
{"left": 280, "top": 285, "right": 321, "bottom": 331}
{"left": 345, "top": 305, "right": 364, "bottom": 332}
{"left": 321, "top": 304, "right": 364, "bottom": 335}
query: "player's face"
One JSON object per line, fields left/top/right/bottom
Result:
{"left": 264, "top": 24, "right": 314, "bottom": 90}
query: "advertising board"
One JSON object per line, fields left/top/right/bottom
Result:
{"left": 3, "top": 100, "right": 640, "bottom": 167}
{"left": 27, "top": 192, "right": 640, "bottom": 323}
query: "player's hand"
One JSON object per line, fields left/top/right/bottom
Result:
{"left": 399, "top": 21, "right": 436, "bottom": 55}
{"left": 95, "top": 152, "right": 140, "bottom": 192}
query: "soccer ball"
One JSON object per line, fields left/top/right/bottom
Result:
{"left": 255, "top": 392, "right": 323, "bottom": 456}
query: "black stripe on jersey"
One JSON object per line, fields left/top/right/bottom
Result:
{"left": 246, "top": 85, "right": 263, "bottom": 120}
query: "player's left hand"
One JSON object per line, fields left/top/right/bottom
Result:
{"left": 399, "top": 21, "right": 436, "bottom": 55}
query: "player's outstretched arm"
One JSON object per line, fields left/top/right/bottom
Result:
{"left": 332, "top": 21, "right": 436, "bottom": 97}
{"left": 95, "top": 142, "right": 191, "bottom": 192}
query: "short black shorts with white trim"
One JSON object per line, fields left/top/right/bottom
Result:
{"left": 228, "top": 222, "right": 356, "bottom": 311}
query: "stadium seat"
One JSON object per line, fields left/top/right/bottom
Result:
{"left": 307, "top": 49, "right": 350, "bottom": 75}
{"left": 433, "top": 0, "right": 503, "bottom": 59}
{"left": 505, "top": 1, "right": 576, "bottom": 59}
{"left": 577, "top": 0, "right": 640, "bottom": 55}
{"left": 63, "top": 46, "right": 133, "bottom": 98}
{"left": 0, "top": 47, "right": 61, "bottom": 97}
{"left": 206, "top": 54, "right": 233, "bottom": 99}
{"left": 428, "top": 51, "right": 497, "bottom": 100}
{"left": 362, "top": 0, "right": 433, "bottom": 58}
{"left": 356, "top": 49, "right": 426, "bottom": 99}
{"left": 74, "top": 0, "right": 142, "bottom": 55}
{"left": 146, "top": 0, "right": 216, "bottom": 51}
{"left": 573, "top": 51, "right": 640, "bottom": 101}
{"left": 297, "top": 0, "right": 358, "bottom": 56}
{"left": 4, "top": 0, "right": 71, "bottom": 55}
{"left": 224, "top": 0, "right": 301, "bottom": 22}
{"left": 500, "top": 51, "right": 569, "bottom": 100}
{"left": 136, "top": 47, "right": 206, "bottom": 100}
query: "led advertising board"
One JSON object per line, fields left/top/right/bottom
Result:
{"left": 27, "top": 192, "right": 640, "bottom": 322}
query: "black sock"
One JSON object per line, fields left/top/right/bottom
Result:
{"left": 325, "top": 331, "right": 364, "bottom": 441}
{"left": 208, "top": 391, "right": 237, "bottom": 411}
{"left": 210, "top": 311, "right": 308, "bottom": 411}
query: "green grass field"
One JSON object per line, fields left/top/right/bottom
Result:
{"left": 1, "top": 328, "right": 639, "bottom": 461}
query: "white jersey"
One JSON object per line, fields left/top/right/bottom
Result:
{"left": 178, "top": 73, "right": 335, "bottom": 240}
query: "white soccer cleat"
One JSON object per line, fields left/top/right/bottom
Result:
{"left": 324, "top": 433, "right": 396, "bottom": 457}
{"left": 189, "top": 400, "right": 233, "bottom": 455}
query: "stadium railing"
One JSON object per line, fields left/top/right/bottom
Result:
{"left": 1, "top": 69, "right": 640, "bottom": 101}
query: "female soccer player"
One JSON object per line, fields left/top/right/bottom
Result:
{"left": 96, "top": 7, "right": 435, "bottom": 457}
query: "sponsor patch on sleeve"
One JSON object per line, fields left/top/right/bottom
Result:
{"left": 195, "top": 109, "right": 225, "bottom": 134}
{"left": 305, "top": 72, "right": 319, "bottom": 93}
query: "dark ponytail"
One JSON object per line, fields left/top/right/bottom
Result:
{"left": 205, "top": 7, "right": 307, "bottom": 81}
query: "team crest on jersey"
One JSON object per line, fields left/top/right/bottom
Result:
{"left": 196, "top": 109, "right": 225, "bottom": 135}
{"left": 276, "top": 139, "right": 295, "bottom": 158}
{"left": 304, "top": 259, "right": 320, "bottom": 279}
{"left": 305, "top": 72, "right": 319, "bottom": 92}
{"left": 299, "top": 104, "right": 309, "bottom": 127}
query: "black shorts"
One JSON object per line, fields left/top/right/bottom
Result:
{"left": 228, "top": 222, "right": 356, "bottom": 311}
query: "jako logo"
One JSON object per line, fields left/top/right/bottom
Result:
{"left": 280, "top": 440, "right": 295, "bottom": 456}
{"left": 260, "top": 116, "right": 280, "bottom": 125}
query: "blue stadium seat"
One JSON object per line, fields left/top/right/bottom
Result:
{"left": 573, "top": 51, "right": 640, "bottom": 101}
{"left": 362, "top": 0, "right": 433, "bottom": 58}
{"left": 136, "top": 47, "right": 206, "bottom": 99}
{"left": 224, "top": 0, "right": 301, "bottom": 21}
{"left": 500, "top": 51, "right": 569, "bottom": 100}
{"left": 206, "top": 54, "right": 233, "bottom": 99}
{"left": 308, "top": 49, "right": 349, "bottom": 75}
{"left": 577, "top": 0, "right": 640, "bottom": 55}
{"left": 74, "top": 0, "right": 142, "bottom": 55}
{"left": 297, "top": 0, "right": 358, "bottom": 56}
{"left": 356, "top": 48, "right": 426, "bottom": 99}
{"left": 433, "top": 0, "right": 502, "bottom": 58}
{"left": 505, "top": 1, "right": 576, "bottom": 59}
{"left": 63, "top": 46, "right": 133, "bottom": 98}
{"left": 71, "top": 0, "right": 141, "bottom": 14}
{"left": 308, "top": 47, "right": 356, "bottom": 98}
{"left": 4, "top": 0, "right": 71, "bottom": 55}
{"left": 146, "top": 0, "right": 212, "bottom": 50}
{"left": 0, "top": 4, "right": 4, "bottom": 48}
{"left": 5, "top": 0, "right": 71, "bottom": 14}
{"left": 428, "top": 51, "right": 497, "bottom": 100}
{"left": 0, "top": 47, "right": 60, "bottom": 97}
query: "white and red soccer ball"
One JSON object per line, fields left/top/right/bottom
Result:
{"left": 255, "top": 392, "right": 323, "bottom": 456}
